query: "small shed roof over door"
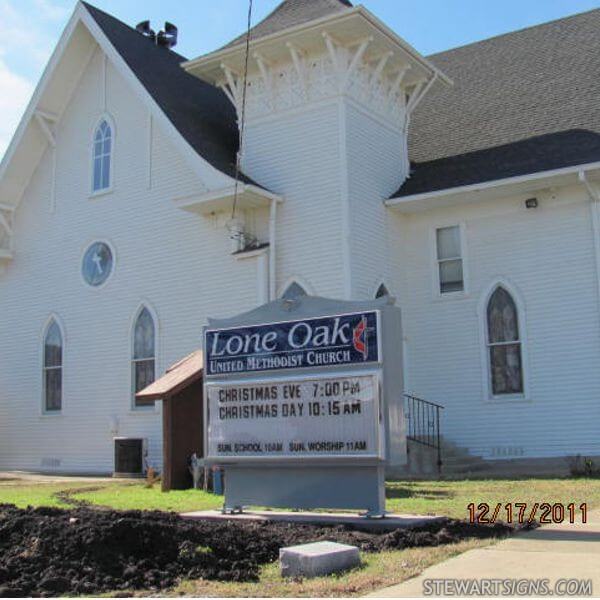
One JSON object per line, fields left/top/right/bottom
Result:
{"left": 136, "top": 350, "right": 203, "bottom": 402}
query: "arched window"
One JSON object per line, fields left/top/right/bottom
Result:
{"left": 43, "top": 319, "right": 63, "bottom": 412}
{"left": 375, "top": 283, "right": 390, "bottom": 299}
{"left": 132, "top": 307, "right": 156, "bottom": 408}
{"left": 486, "top": 287, "right": 523, "bottom": 396}
{"left": 282, "top": 281, "right": 308, "bottom": 301}
{"left": 92, "top": 118, "right": 112, "bottom": 192}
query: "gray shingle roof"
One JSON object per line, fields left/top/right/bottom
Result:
{"left": 396, "top": 8, "right": 600, "bottom": 197}
{"left": 222, "top": 0, "right": 353, "bottom": 49}
{"left": 83, "top": 1, "right": 600, "bottom": 199}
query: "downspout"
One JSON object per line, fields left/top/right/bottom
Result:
{"left": 578, "top": 170, "right": 600, "bottom": 304}
{"left": 269, "top": 198, "right": 277, "bottom": 300}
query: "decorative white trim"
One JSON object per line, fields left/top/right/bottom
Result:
{"left": 173, "top": 184, "right": 283, "bottom": 216}
{"left": 216, "top": 29, "right": 423, "bottom": 149}
{"left": 477, "top": 278, "right": 531, "bottom": 403}
{"left": 147, "top": 111, "right": 153, "bottom": 189}
{"left": 286, "top": 42, "right": 308, "bottom": 98}
{"left": 183, "top": 6, "right": 450, "bottom": 86}
{"left": 129, "top": 302, "right": 161, "bottom": 413}
{"left": 50, "top": 146, "right": 57, "bottom": 214}
{"left": 34, "top": 112, "right": 56, "bottom": 147}
{"left": 0, "top": 206, "right": 14, "bottom": 260}
{"left": 102, "top": 52, "right": 108, "bottom": 111}
{"left": 232, "top": 246, "right": 269, "bottom": 261}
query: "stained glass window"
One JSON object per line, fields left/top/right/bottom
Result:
{"left": 132, "top": 307, "right": 156, "bottom": 408}
{"left": 92, "top": 119, "right": 112, "bottom": 192}
{"left": 43, "top": 320, "right": 62, "bottom": 412}
{"left": 487, "top": 287, "right": 523, "bottom": 395}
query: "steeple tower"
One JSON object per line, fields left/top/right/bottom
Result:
{"left": 186, "top": 0, "right": 449, "bottom": 187}
{"left": 185, "top": 0, "right": 450, "bottom": 298}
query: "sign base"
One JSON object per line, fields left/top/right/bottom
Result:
{"left": 222, "top": 464, "right": 386, "bottom": 515}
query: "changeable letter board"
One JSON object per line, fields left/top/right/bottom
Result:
{"left": 207, "top": 373, "right": 380, "bottom": 460}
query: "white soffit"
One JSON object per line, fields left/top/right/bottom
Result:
{"left": 174, "top": 185, "right": 283, "bottom": 216}
{"left": 385, "top": 163, "right": 600, "bottom": 213}
{"left": 184, "top": 7, "right": 451, "bottom": 89}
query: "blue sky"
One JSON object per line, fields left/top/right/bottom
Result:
{"left": 1, "top": 0, "right": 599, "bottom": 155}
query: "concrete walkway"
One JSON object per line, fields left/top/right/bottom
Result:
{"left": 182, "top": 509, "right": 442, "bottom": 532}
{"left": 369, "top": 510, "right": 600, "bottom": 597}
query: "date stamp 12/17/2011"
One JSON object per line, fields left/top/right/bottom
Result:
{"left": 468, "top": 502, "right": 588, "bottom": 525}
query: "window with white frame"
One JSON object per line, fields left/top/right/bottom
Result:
{"left": 92, "top": 119, "right": 112, "bottom": 193}
{"left": 486, "top": 286, "right": 523, "bottom": 396}
{"left": 281, "top": 281, "right": 308, "bottom": 301}
{"left": 132, "top": 307, "right": 156, "bottom": 408}
{"left": 436, "top": 225, "right": 464, "bottom": 294}
{"left": 43, "top": 319, "right": 63, "bottom": 412}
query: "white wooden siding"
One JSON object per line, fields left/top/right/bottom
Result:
{"left": 397, "top": 189, "right": 600, "bottom": 458}
{"left": 242, "top": 101, "right": 346, "bottom": 299}
{"left": 344, "top": 101, "right": 406, "bottom": 298}
{"left": 2, "top": 39, "right": 600, "bottom": 472}
{"left": 0, "top": 49, "right": 258, "bottom": 473}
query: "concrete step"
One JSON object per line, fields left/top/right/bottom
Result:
{"left": 406, "top": 437, "right": 490, "bottom": 477}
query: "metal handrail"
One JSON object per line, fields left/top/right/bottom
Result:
{"left": 403, "top": 393, "right": 444, "bottom": 471}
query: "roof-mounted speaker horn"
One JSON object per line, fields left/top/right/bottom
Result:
{"left": 135, "top": 20, "right": 156, "bottom": 42}
{"left": 157, "top": 22, "right": 178, "bottom": 49}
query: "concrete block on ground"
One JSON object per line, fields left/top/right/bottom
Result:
{"left": 280, "top": 541, "right": 360, "bottom": 578}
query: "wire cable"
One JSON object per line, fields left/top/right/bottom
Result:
{"left": 230, "top": 0, "right": 254, "bottom": 227}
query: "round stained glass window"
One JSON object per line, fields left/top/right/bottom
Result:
{"left": 82, "top": 242, "right": 113, "bottom": 287}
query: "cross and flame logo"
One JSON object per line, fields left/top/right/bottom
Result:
{"left": 352, "top": 315, "right": 370, "bottom": 360}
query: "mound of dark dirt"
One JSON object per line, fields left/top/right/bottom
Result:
{"left": 0, "top": 504, "right": 522, "bottom": 597}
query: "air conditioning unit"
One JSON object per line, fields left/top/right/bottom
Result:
{"left": 113, "top": 437, "right": 147, "bottom": 478}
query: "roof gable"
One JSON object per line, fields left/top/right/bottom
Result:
{"left": 0, "top": 1, "right": 256, "bottom": 208}
{"left": 82, "top": 2, "right": 251, "bottom": 184}
{"left": 222, "top": 0, "right": 353, "bottom": 49}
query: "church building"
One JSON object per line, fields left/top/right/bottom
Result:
{"left": 2, "top": 0, "right": 600, "bottom": 474}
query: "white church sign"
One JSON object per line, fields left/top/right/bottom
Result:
{"left": 203, "top": 298, "right": 403, "bottom": 515}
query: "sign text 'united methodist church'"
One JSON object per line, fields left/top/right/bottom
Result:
{"left": 205, "top": 311, "right": 380, "bottom": 376}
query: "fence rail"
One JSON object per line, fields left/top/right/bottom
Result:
{"left": 403, "top": 393, "right": 444, "bottom": 471}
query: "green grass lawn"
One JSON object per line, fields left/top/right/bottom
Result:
{"left": 385, "top": 478, "right": 600, "bottom": 519}
{"left": 74, "top": 483, "right": 223, "bottom": 512}
{"left": 0, "top": 481, "right": 223, "bottom": 512}
{"left": 2, "top": 478, "right": 600, "bottom": 520}
{"left": 2, "top": 476, "right": 600, "bottom": 597}
{"left": 0, "top": 483, "right": 74, "bottom": 508}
